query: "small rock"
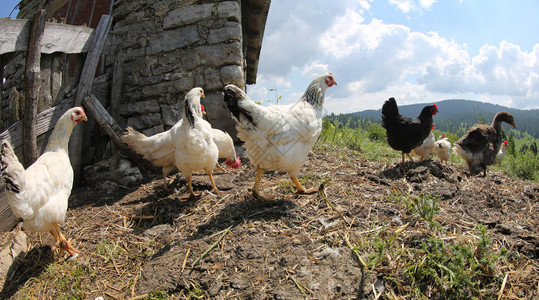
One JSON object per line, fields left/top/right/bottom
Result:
{"left": 314, "top": 247, "right": 342, "bottom": 260}
{"left": 144, "top": 224, "right": 173, "bottom": 238}
{"left": 83, "top": 154, "right": 143, "bottom": 187}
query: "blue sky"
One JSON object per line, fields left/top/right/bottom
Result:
{"left": 247, "top": 0, "right": 539, "bottom": 114}
{"left": 1, "top": 1, "right": 19, "bottom": 18}
{"left": 3, "top": 1, "right": 538, "bottom": 114}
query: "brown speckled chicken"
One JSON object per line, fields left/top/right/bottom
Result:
{"left": 453, "top": 112, "right": 516, "bottom": 176}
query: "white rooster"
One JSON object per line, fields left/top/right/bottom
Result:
{"left": 0, "top": 107, "right": 87, "bottom": 257}
{"left": 170, "top": 87, "right": 219, "bottom": 198}
{"left": 434, "top": 134, "right": 452, "bottom": 164}
{"left": 410, "top": 126, "right": 435, "bottom": 161}
{"left": 123, "top": 95, "right": 240, "bottom": 188}
{"left": 495, "top": 140, "right": 509, "bottom": 165}
{"left": 223, "top": 73, "right": 337, "bottom": 201}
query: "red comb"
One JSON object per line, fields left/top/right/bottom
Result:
{"left": 442, "top": 134, "right": 445, "bottom": 138}
{"left": 504, "top": 140, "right": 508, "bottom": 145}
{"left": 433, "top": 103, "right": 438, "bottom": 109}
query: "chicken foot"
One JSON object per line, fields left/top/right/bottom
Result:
{"left": 291, "top": 176, "right": 318, "bottom": 195}
{"left": 206, "top": 170, "right": 220, "bottom": 194}
{"left": 250, "top": 168, "right": 271, "bottom": 201}
{"left": 50, "top": 222, "right": 79, "bottom": 257}
{"left": 184, "top": 174, "right": 201, "bottom": 199}
{"left": 401, "top": 152, "right": 414, "bottom": 163}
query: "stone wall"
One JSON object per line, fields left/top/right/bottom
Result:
{"left": 109, "top": 0, "right": 245, "bottom": 137}
{"left": 1, "top": 0, "right": 257, "bottom": 151}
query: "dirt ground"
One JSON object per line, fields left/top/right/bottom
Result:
{"left": 1, "top": 144, "right": 538, "bottom": 299}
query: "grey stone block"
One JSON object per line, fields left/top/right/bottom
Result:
{"left": 163, "top": 4, "right": 214, "bottom": 29}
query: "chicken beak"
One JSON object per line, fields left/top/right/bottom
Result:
{"left": 510, "top": 121, "right": 516, "bottom": 128}
{"left": 81, "top": 115, "right": 88, "bottom": 122}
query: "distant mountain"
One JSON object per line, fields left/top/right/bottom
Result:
{"left": 348, "top": 99, "right": 539, "bottom": 138}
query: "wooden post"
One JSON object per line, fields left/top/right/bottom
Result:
{"left": 69, "top": 14, "right": 112, "bottom": 185}
{"left": 22, "top": 9, "right": 46, "bottom": 167}
{"left": 110, "top": 52, "right": 124, "bottom": 154}
{"left": 82, "top": 94, "right": 157, "bottom": 173}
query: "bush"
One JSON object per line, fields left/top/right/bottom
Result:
{"left": 502, "top": 151, "right": 539, "bottom": 181}
{"left": 367, "top": 123, "right": 386, "bottom": 142}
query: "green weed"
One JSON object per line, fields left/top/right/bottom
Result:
{"left": 145, "top": 290, "right": 169, "bottom": 300}
{"left": 407, "top": 193, "right": 441, "bottom": 224}
{"left": 405, "top": 225, "right": 505, "bottom": 299}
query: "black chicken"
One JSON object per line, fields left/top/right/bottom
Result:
{"left": 453, "top": 112, "right": 516, "bottom": 176}
{"left": 381, "top": 97, "right": 439, "bottom": 163}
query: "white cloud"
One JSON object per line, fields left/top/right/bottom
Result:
{"left": 246, "top": 85, "right": 269, "bottom": 102}
{"left": 301, "top": 62, "right": 330, "bottom": 78}
{"left": 419, "top": 0, "right": 438, "bottom": 9}
{"left": 389, "top": 0, "right": 438, "bottom": 13}
{"left": 359, "top": 0, "right": 374, "bottom": 13}
{"left": 251, "top": 2, "right": 539, "bottom": 113}
{"left": 389, "top": 0, "right": 415, "bottom": 13}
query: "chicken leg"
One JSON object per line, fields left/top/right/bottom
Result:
{"left": 250, "top": 168, "right": 271, "bottom": 201}
{"left": 206, "top": 170, "right": 220, "bottom": 193}
{"left": 50, "top": 222, "right": 79, "bottom": 257}
{"left": 215, "top": 163, "right": 228, "bottom": 173}
{"left": 184, "top": 174, "right": 200, "bottom": 199}
{"left": 291, "top": 176, "right": 318, "bottom": 195}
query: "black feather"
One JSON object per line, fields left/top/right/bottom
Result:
{"left": 184, "top": 99, "right": 195, "bottom": 128}
{"left": 381, "top": 97, "right": 436, "bottom": 154}
{"left": 223, "top": 86, "right": 256, "bottom": 126}
{"left": 381, "top": 97, "right": 399, "bottom": 129}
{"left": 0, "top": 142, "right": 21, "bottom": 193}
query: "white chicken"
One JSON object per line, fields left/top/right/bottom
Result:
{"left": 434, "top": 134, "right": 452, "bottom": 165}
{"left": 495, "top": 140, "right": 509, "bottom": 165}
{"left": 410, "top": 127, "right": 435, "bottom": 161}
{"left": 0, "top": 107, "right": 87, "bottom": 256}
{"left": 170, "top": 87, "right": 219, "bottom": 198}
{"left": 123, "top": 126, "right": 176, "bottom": 188}
{"left": 222, "top": 73, "right": 337, "bottom": 200}
{"left": 212, "top": 129, "right": 241, "bottom": 172}
{"left": 123, "top": 98, "right": 240, "bottom": 188}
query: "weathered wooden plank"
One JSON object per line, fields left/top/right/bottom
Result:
{"left": 23, "top": 10, "right": 46, "bottom": 167}
{"left": 82, "top": 94, "right": 157, "bottom": 173}
{"left": 110, "top": 52, "right": 124, "bottom": 122}
{"left": 0, "top": 181, "right": 17, "bottom": 232}
{"left": 109, "top": 52, "right": 124, "bottom": 154}
{"left": 0, "top": 17, "right": 94, "bottom": 55}
{"left": 83, "top": 94, "right": 123, "bottom": 144}
{"left": 0, "top": 96, "right": 75, "bottom": 149}
{"left": 69, "top": 14, "right": 112, "bottom": 184}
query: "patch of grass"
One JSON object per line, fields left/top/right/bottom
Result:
{"left": 22, "top": 260, "right": 96, "bottom": 299}
{"left": 185, "top": 281, "right": 205, "bottom": 299}
{"left": 145, "top": 290, "right": 169, "bottom": 300}
{"left": 407, "top": 193, "right": 441, "bottom": 224}
{"left": 405, "top": 225, "right": 505, "bottom": 299}
{"left": 96, "top": 239, "right": 121, "bottom": 262}
{"left": 502, "top": 151, "right": 539, "bottom": 181}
